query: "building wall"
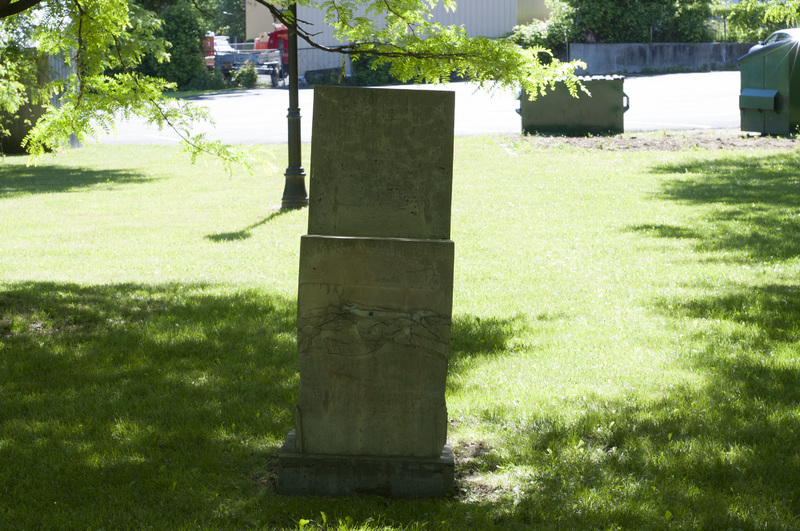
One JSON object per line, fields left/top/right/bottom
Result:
{"left": 570, "top": 42, "right": 754, "bottom": 75}
{"left": 245, "top": 0, "right": 273, "bottom": 41}
{"left": 429, "top": 0, "right": 516, "bottom": 38}
{"left": 295, "top": 5, "right": 351, "bottom": 76}
{"left": 517, "top": 0, "right": 550, "bottom": 25}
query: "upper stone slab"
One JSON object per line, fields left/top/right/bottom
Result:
{"left": 309, "top": 86, "right": 455, "bottom": 240}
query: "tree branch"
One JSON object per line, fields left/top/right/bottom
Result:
{"left": 0, "top": 0, "right": 46, "bottom": 19}
{"left": 187, "top": 0, "right": 225, "bottom": 27}
{"left": 72, "top": 3, "right": 238, "bottom": 166}
{"left": 250, "top": 0, "right": 476, "bottom": 60}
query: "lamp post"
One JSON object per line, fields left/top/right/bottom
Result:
{"left": 281, "top": 2, "right": 309, "bottom": 210}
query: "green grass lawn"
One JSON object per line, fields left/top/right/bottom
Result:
{"left": 2, "top": 138, "right": 800, "bottom": 529}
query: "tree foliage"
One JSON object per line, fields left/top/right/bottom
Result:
{"left": 0, "top": 46, "right": 35, "bottom": 141}
{"left": 565, "top": 0, "right": 714, "bottom": 43}
{"left": 257, "top": 1, "right": 584, "bottom": 95}
{"left": 137, "top": 0, "right": 207, "bottom": 89}
{"left": 135, "top": 0, "right": 247, "bottom": 90}
{"left": 1, "top": 0, "right": 584, "bottom": 160}
{"left": 212, "top": 0, "right": 246, "bottom": 42}
{"left": 714, "top": 0, "right": 800, "bottom": 42}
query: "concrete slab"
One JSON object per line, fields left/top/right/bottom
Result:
{"left": 277, "top": 431, "right": 455, "bottom": 498}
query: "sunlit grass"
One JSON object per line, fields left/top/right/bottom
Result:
{"left": 2, "top": 139, "right": 800, "bottom": 529}
{"left": 1, "top": 145, "right": 302, "bottom": 291}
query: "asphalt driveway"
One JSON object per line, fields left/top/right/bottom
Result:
{"left": 96, "top": 71, "right": 741, "bottom": 145}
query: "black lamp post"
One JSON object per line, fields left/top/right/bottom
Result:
{"left": 280, "top": 3, "right": 309, "bottom": 210}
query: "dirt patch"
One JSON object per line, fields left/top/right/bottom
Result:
{"left": 508, "top": 129, "right": 798, "bottom": 152}
{"left": 452, "top": 439, "right": 502, "bottom": 500}
{"left": 454, "top": 440, "right": 493, "bottom": 473}
{"left": 251, "top": 455, "right": 280, "bottom": 496}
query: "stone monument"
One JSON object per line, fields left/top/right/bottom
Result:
{"left": 276, "top": 86, "right": 456, "bottom": 497}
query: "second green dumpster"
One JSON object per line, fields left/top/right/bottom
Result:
{"left": 519, "top": 75, "right": 629, "bottom": 136}
{"left": 739, "top": 38, "right": 800, "bottom": 135}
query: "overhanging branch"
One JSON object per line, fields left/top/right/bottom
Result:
{"left": 249, "top": 0, "right": 477, "bottom": 61}
{"left": 0, "top": 0, "right": 45, "bottom": 19}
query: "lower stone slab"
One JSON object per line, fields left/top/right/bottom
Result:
{"left": 296, "top": 235, "right": 454, "bottom": 458}
{"left": 276, "top": 431, "right": 454, "bottom": 498}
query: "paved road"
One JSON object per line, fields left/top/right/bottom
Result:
{"left": 623, "top": 71, "right": 740, "bottom": 131}
{"left": 96, "top": 71, "right": 741, "bottom": 145}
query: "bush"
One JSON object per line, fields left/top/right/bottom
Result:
{"left": 350, "top": 54, "right": 397, "bottom": 86}
{"left": 304, "top": 68, "right": 344, "bottom": 86}
{"left": 566, "top": 0, "right": 714, "bottom": 43}
{"left": 138, "top": 0, "right": 207, "bottom": 90}
{"left": 183, "top": 69, "right": 228, "bottom": 91}
{"left": 233, "top": 62, "right": 258, "bottom": 89}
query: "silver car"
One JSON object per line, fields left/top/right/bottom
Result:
{"left": 749, "top": 28, "right": 800, "bottom": 53}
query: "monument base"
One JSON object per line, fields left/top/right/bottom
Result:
{"left": 276, "top": 431, "right": 454, "bottom": 498}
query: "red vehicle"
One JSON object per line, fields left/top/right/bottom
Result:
{"left": 266, "top": 25, "right": 289, "bottom": 76}
{"left": 202, "top": 35, "right": 236, "bottom": 69}
{"left": 202, "top": 35, "right": 214, "bottom": 68}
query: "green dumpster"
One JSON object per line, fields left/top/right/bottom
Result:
{"left": 519, "top": 75, "right": 629, "bottom": 136}
{"left": 739, "top": 40, "right": 800, "bottom": 135}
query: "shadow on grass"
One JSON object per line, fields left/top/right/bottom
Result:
{"left": 625, "top": 223, "right": 702, "bottom": 239}
{"left": 463, "top": 281, "right": 800, "bottom": 529}
{"left": 206, "top": 210, "right": 291, "bottom": 242}
{"left": 485, "top": 152, "right": 800, "bottom": 527}
{"left": 450, "top": 315, "right": 522, "bottom": 357}
{"left": 0, "top": 281, "right": 534, "bottom": 528}
{"left": 0, "top": 281, "right": 298, "bottom": 527}
{"left": 648, "top": 151, "right": 800, "bottom": 262}
{"left": 3, "top": 281, "right": 797, "bottom": 527}
{"left": 12, "top": 280, "right": 794, "bottom": 527}
{"left": 0, "top": 161, "right": 151, "bottom": 197}
{"left": 448, "top": 315, "right": 527, "bottom": 395}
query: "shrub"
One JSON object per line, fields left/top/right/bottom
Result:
{"left": 565, "top": 0, "right": 714, "bottom": 43}
{"left": 350, "top": 54, "right": 397, "bottom": 86}
{"left": 233, "top": 62, "right": 258, "bottom": 89}
{"left": 184, "top": 69, "right": 228, "bottom": 91}
{"left": 304, "top": 68, "right": 344, "bottom": 86}
{"left": 140, "top": 1, "right": 207, "bottom": 89}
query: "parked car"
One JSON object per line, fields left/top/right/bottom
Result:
{"left": 749, "top": 28, "right": 800, "bottom": 54}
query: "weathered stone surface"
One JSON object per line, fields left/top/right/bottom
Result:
{"left": 278, "top": 86, "right": 456, "bottom": 497}
{"left": 295, "top": 235, "right": 454, "bottom": 457}
{"left": 298, "top": 235, "right": 454, "bottom": 312}
{"left": 308, "top": 86, "right": 455, "bottom": 240}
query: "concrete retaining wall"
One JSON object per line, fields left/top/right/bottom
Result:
{"left": 569, "top": 43, "right": 755, "bottom": 75}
